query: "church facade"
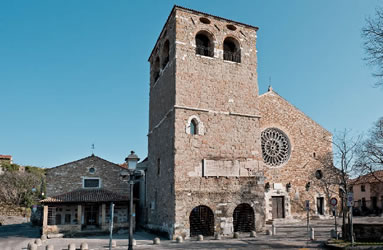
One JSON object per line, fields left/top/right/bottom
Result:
{"left": 144, "top": 6, "right": 334, "bottom": 239}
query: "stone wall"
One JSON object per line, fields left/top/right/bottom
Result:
{"left": 146, "top": 6, "right": 265, "bottom": 239}
{"left": 258, "top": 90, "right": 334, "bottom": 220}
{"left": 46, "top": 155, "right": 129, "bottom": 197}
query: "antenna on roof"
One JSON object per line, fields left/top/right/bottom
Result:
{"left": 268, "top": 76, "right": 273, "bottom": 92}
{"left": 91, "top": 144, "right": 95, "bottom": 156}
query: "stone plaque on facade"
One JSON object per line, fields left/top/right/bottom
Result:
{"left": 202, "top": 159, "right": 258, "bottom": 177}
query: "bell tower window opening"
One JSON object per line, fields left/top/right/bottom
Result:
{"left": 162, "top": 40, "right": 169, "bottom": 69}
{"left": 223, "top": 37, "right": 241, "bottom": 63}
{"left": 153, "top": 57, "right": 160, "bottom": 83}
{"left": 190, "top": 119, "right": 197, "bottom": 135}
{"left": 195, "top": 32, "right": 214, "bottom": 57}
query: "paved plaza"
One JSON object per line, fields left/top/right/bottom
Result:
{"left": 1, "top": 216, "right": 382, "bottom": 250}
{"left": 19, "top": 218, "right": 341, "bottom": 250}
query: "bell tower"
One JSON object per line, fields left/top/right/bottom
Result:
{"left": 146, "top": 6, "right": 264, "bottom": 239}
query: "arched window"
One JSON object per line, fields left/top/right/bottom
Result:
{"left": 190, "top": 119, "right": 197, "bottom": 135}
{"left": 153, "top": 57, "right": 160, "bottom": 82}
{"left": 186, "top": 115, "right": 204, "bottom": 135}
{"left": 195, "top": 31, "right": 214, "bottom": 57}
{"left": 223, "top": 37, "right": 241, "bottom": 63}
{"left": 161, "top": 40, "right": 169, "bottom": 69}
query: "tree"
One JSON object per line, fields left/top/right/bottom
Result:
{"left": 356, "top": 117, "right": 383, "bottom": 181}
{"left": 362, "top": 7, "right": 383, "bottom": 87}
{"left": 312, "top": 130, "right": 361, "bottom": 240}
{"left": 0, "top": 164, "right": 46, "bottom": 207}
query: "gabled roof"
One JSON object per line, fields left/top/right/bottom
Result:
{"left": 40, "top": 188, "right": 128, "bottom": 203}
{"left": 350, "top": 170, "right": 383, "bottom": 185}
{"left": 48, "top": 154, "right": 126, "bottom": 171}
{"left": 258, "top": 88, "right": 331, "bottom": 136}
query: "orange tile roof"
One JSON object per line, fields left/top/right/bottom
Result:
{"left": 350, "top": 170, "right": 383, "bottom": 185}
{"left": 40, "top": 189, "right": 128, "bottom": 203}
{"left": 0, "top": 155, "right": 12, "bottom": 159}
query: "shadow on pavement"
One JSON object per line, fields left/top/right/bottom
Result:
{"left": 0, "top": 223, "right": 40, "bottom": 239}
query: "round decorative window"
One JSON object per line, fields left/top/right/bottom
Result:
{"left": 89, "top": 167, "right": 95, "bottom": 174}
{"left": 261, "top": 128, "right": 291, "bottom": 166}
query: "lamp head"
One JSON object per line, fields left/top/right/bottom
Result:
{"left": 125, "top": 151, "right": 140, "bottom": 170}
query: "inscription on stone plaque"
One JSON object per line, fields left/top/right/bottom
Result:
{"left": 202, "top": 159, "right": 258, "bottom": 177}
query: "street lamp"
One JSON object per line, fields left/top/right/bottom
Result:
{"left": 121, "top": 151, "right": 141, "bottom": 250}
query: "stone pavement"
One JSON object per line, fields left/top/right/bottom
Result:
{"left": 21, "top": 218, "right": 345, "bottom": 250}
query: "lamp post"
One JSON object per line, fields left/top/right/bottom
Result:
{"left": 122, "top": 151, "right": 140, "bottom": 250}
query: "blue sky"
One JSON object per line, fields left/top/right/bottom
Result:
{"left": 0, "top": 0, "right": 382, "bottom": 167}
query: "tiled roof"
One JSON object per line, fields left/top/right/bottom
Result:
{"left": 350, "top": 170, "right": 383, "bottom": 185}
{"left": 48, "top": 154, "right": 126, "bottom": 171}
{"left": 40, "top": 189, "right": 128, "bottom": 203}
{"left": 0, "top": 155, "right": 12, "bottom": 159}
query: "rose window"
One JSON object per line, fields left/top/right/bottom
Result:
{"left": 261, "top": 128, "right": 291, "bottom": 166}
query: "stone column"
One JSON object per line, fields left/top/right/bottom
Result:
{"left": 42, "top": 205, "right": 48, "bottom": 235}
{"left": 101, "top": 203, "right": 106, "bottom": 230}
{"left": 77, "top": 204, "right": 82, "bottom": 230}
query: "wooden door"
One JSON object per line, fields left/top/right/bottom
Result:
{"left": 317, "top": 197, "right": 324, "bottom": 215}
{"left": 272, "top": 196, "right": 285, "bottom": 219}
{"left": 85, "top": 205, "right": 98, "bottom": 225}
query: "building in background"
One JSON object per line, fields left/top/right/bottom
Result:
{"left": 0, "top": 155, "right": 13, "bottom": 175}
{"left": 352, "top": 170, "right": 383, "bottom": 215}
{"left": 0, "top": 155, "right": 12, "bottom": 165}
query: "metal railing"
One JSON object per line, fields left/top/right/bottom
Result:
{"left": 196, "top": 45, "right": 214, "bottom": 57}
{"left": 224, "top": 51, "right": 241, "bottom": 63}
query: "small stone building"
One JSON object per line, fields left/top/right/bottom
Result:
{"left": 144, "top": 6, "right": 335, "bottom": 239}
{"left": 40, "top": 155, "right": 134, "bottom": 235}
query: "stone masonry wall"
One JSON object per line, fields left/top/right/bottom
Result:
{"left": 171, "top": 8, "right": 265, "bottom": 238}
{"left": 258, "top": 90, "right": 334, "bottom": 220}
{"left": 46, "top": 155, "right": 129, "bottom": 197}
{"left": 146, "top": 11, "right": 177, "bottom": 236}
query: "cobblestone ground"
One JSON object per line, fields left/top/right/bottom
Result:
{"left": 12, "top": 216, "right": 383, "bottom": 250}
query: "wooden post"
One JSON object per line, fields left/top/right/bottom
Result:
{"left": 42, "top": 205, "right": 48, "bottom": 234}
{"left": 77, "top": 205, "right": 82, "bottom": 230}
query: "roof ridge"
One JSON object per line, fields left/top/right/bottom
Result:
{"left": 258, "top": 89, "right": 332, "bottom": 136}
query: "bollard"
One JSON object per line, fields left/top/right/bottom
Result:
{"left": 27, "top": 241, "right": 34, "bottom": 249}
{"left": 272, "top": 224, "right": 276, "bottom": 236}
{"left": 80, "top": 242, "right": 89, "bottom": 250}
{"left": 35, "top": 239, "right": 42, "bottom": 246}
{"left": 68, "top": 243, "right": 76, "bottom": 250}
{"left": 310, "top": 227, "right": 315, "bottom": 240}
{"left": 233, "top": 232, "right": 240, "bottom": 239}
{"left": 176, "top": 236, "right": 183, "bottom": 243}
{"left": 132, "top": 239, "right": 137, "bottom": 246}
{"left": 29, "top": 243, "right": 38, "bottom": 250}
{"left": 250, "top": 231, "right": 256, "bottom": 237}
{"left": 197, "top": 235, "right": 203, "bottom": 241}
{"left": 111, "top": 240, "right": 117, "bottom": 247}
{"left": 153, "top": 237, "right": 160, "bottom": 245}
{"left": 41, "top": 234, "right": 47, "bottom": 242}
{"left": 46, "top": 245, "right": 54, "bottom": 250}
{"left": 214, "top": 233, "right": 221, "bottom": 240}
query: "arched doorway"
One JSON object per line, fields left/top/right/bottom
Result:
{"left": 233, "top": 203, "right": 255, "bottom": 232}
{"left": 189, "top": 205, "right": 214, "bottom": 236}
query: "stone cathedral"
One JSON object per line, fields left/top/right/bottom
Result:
{"left": 142, "top": 6, "right": 333, "bottom": 239}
